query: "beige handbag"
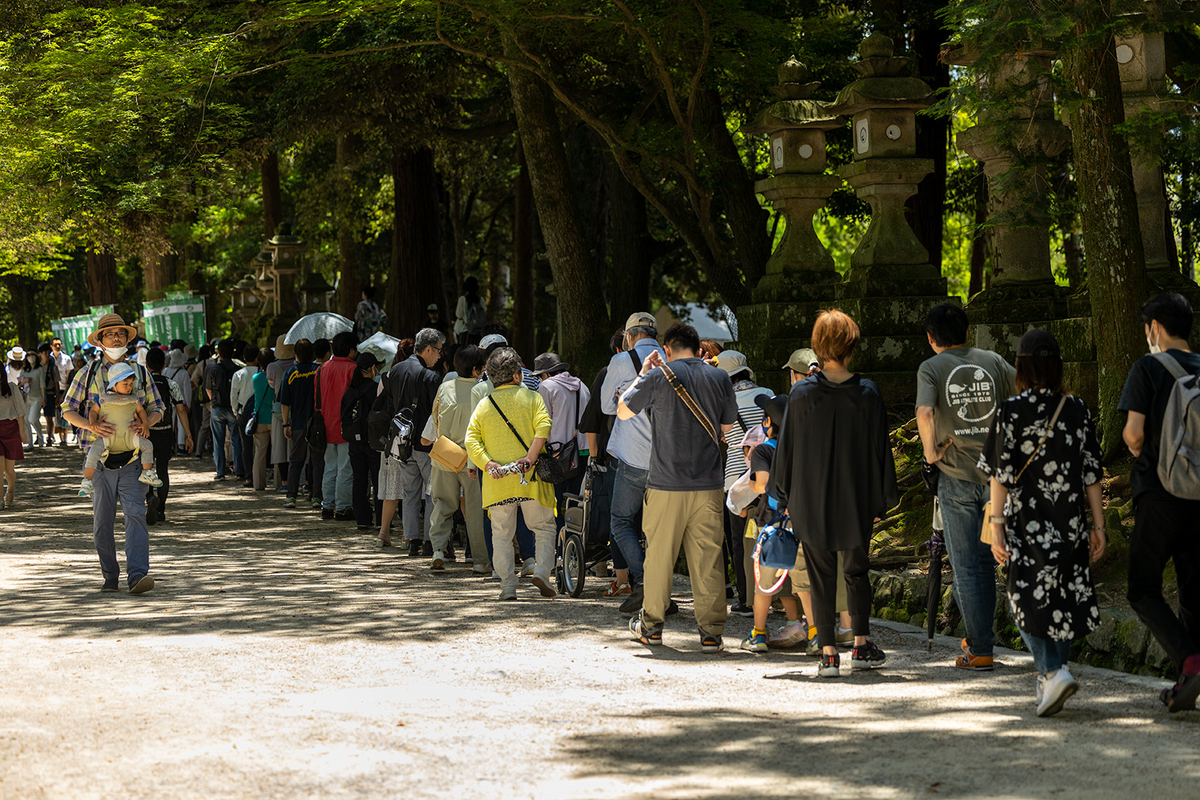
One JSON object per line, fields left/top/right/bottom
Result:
{"left": 982, "top": 394, "right": 1067, "bottom": 546}
{"left": 428, "top": 399, "right": 469, "bottom": 472}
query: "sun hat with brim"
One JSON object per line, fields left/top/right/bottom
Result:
{"left": 713, "top": 350, "right": 754, "bottom": 382}
{"left": 87, "top": 313, "right": 138, "bottom": 347}
{"left": 168, "top": 350, "right": 188, "bottom": 369}
{"left": 480, "top": 333, "right": 508, "bottom": 351}
{"left": 782, "top": 347, "right": 819, "bottom": 373}
{"left": 532, "top": 352, "right": 570, "bottom": 376}
{"left": 1017, "top": 328, "right": 1061, "bottom": 359}
{"left": 274, "top": 334, "right": 295, "bottom": 360}
{"left": 6, "top": 346, "right": 25, "bottom": 363}
{"left": 105, "top": 362, "right": 137, "bottom": 391}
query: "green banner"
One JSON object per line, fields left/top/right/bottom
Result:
{"left": 51, "top": 305, "right": 114, "bottom": 349}
{"left": 142, "top": 293, "right": 207, "bottom": 346}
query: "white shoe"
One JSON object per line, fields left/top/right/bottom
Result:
{"left": 520, "top": 561, "right": 535, "bottom": 578}
{"left": 430, "top": 551, "right": 445, "bottom": 571}
{"left": 498, "top": 587, "right": 517, "bottom": 601}
{"left": 138, "top": 468, "right": 163, "bottom": 487}
{"left": 1037, "top": 667, "right": 1079, "bottom": 717}
{"left": 78, "top": 477, "right": 94, "bottom": 497}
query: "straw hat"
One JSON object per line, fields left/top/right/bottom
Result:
{"left": 86, "top": 313, "right": 138, "bottom": 347}
{"left": 274, "top": 334, "right": 295, "bottom": 360}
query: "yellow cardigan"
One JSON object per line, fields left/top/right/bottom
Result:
{"left": 465, "top": 383, "right": 555, "bottom": 511}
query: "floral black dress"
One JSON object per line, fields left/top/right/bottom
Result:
{"left": 978, "top": 389, "right": 1102, "bottom": 642}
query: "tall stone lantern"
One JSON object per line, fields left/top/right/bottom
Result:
{"left": 227, "top": 274, "right": 261, "bottom": 336}
{"left": 298, "top": 271, "right": 335, "bottom": 314}
{"left": 265, "top": 224, "right": 303, "bottom": 318}
{"left": 829, "top": 33, "right": 944, "bottom": 298}
{"left": 742, "top": 58, "right": 843, "bottom": 302}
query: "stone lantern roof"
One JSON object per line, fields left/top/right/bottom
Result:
{"left": 742, "top": 58, "right": 840, "bottom": 135}
{"left": 268, "top": 223, "right": 303, "bottom": 247}
{"left": 298, "top": 271, "right": 334, "bottom": 293}
{"left": 829, "top": 33, "right": 933, "bottom": 115}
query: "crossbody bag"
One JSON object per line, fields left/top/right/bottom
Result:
{"left": 488, "top": 394, "right": 539, "bottom": 483}
{"left": 981, "top": 394, "right": 1067, "bottom": 546}
{"left": 429, "top": 396, "right": 470, "bottom": 472}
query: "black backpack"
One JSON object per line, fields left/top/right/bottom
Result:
{"left": 209, "top": 361, "right": 238, "bottom": 408}
{"left": 149, "top": 373, "right": 175, "bottom": 432}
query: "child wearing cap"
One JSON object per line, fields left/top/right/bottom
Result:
{"left": 78, "top": 363, "right": 162, "bottom": 496}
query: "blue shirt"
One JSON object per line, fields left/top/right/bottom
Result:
{"left": 600, "top": 338, "right": 665, "bottom": 470}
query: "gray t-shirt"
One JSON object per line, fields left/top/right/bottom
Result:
{"left": 916, "top": 346, "right": 1016, "bottom": 485}
{"left": 622, "top": 357, "right": 737, "bottom": 492}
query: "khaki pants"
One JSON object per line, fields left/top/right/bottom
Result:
{"left": 430, "top": 464, "right": 488, "bottom": 571}
{"left": 489, "top": 499, "right": 555, "bottom": 594}
{"left": 252, "top": 424, "right": 272, "bottom": 490}
{"left": 642, "top": 488, "right": 727, "bottom": 634}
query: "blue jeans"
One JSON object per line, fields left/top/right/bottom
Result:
{"left": 610, "top": 458, "right": 649, "bottom": 583}
{"left": 92, "top": 458, "right": 149, "bottom": 586}
{"left": 1021, "top": 630, "right": 1072, "bottom": 675}
{"left": 322, "top": 442, "right": 352, "bottom": 511}
{"left": 210, "top": 406, "right": 242, "bottom": 478}
{"left": 938, "top": 472, "right": 996, "bottom": 656}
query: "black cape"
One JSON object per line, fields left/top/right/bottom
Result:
{"left": 769, "top": 373, "right": 898, "bottom": 551}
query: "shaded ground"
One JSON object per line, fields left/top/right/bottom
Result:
{"left": 1, "top": 447, "right": 1198, "bottom": 799}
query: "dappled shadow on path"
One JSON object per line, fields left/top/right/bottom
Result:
{"left": 0, "top": 448, "right": 637, "bottom": 644}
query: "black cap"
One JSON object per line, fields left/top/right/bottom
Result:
{"left": 754, "top": 392, "right": 788, "bottom": 431}
{"left": 1017, "top": 328, "right": 1060, "bottom": 359}
{"left": 356, "top": 352, "right": 382, "bottom": 371}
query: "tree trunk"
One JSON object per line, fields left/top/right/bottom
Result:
{"left": 511, "top": 137, "right": 536, "bottom": 361}
{"left": 969, "top": 163, "right": 987, "bottom": 296}
{"left": 262, "top": 151, "right": 283, "bottom": 240}
{"left": 335, "top": 135, "right": 362, "bottom": 319}
{"left": 911, "top": 17, "right": 951, "bottom": 274}
{"left": 606, "top": 153, "right": 652, "bottom": 330}
{"left": 385, "top": 147, "right": 443, "bottom": 339}
{"left": 143, "top": 248, "right": 173, "bottom": 302}
{"left": 86, "top": 247, "right": 118, "bottom": 308}
{"left": 6, "top": 275, "right": 37, "bottom": 346}
{"left": 505, "top": 45, "right": 609, "bottom": 374}
{"left": 1062, "top": 3, "right": 1151, "bottom": 455}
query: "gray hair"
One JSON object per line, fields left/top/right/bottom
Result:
{"left": 414, "top": 327, "right": 446, "bottom": 354}
{"left": 486, "top": 347, "right": 523, "bottom": 386}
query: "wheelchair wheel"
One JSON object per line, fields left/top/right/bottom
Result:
{"left": 562, "top": 532, "right": 586, "bottom": 597}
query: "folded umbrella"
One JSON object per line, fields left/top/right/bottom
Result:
{"left": 284, "top": 312, "right": 354, "bottom": 345}
{"left": 926, "top": 497, "right": 945, "bottom": 653}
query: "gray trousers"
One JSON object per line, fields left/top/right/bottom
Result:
{"left": 430, "top": 463, "right": 487, "bottom": 568}
{"left": 401, "top": 451, "right": 432, "bottom": 542}
{"left": 92, "top": 458, "right": 149, "bottom": 586}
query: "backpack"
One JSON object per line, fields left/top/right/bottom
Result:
{"left": 149, "top": 373, "right": 175, "bottom": 432}
{"left": 1153, "top": 352, "right": 1200, "bottom": 499}
{"left": 387, "top": 401, "right": 418, "bottom": 461}
{"left": 210, "top": 361, "right": 237, "bottom": 408}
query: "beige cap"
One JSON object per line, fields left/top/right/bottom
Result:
{"left": 782, "top": 348, "right": 818, "bottom": 372}
{"left": 713, "top": 350, "right": 753, "bottom": 381}
{"left": 623, "top": 312, "right": 656, "bottom": 332}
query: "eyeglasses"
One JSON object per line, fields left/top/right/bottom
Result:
{"left": 100, "top": 330, "right": 127, "bottom": 343}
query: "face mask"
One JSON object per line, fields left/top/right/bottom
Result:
{"left": 1148, "top": 325, "right": 1162, "bottom": 355}
{"left": 103, "top": 345, "right": 128, "bottom": 361}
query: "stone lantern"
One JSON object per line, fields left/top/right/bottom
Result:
{"left": 227, "top": 274, "right": 261, "bottom": 335}
{"left": 298, "top": 271, "right": 335, "bottom": 314}
{"left": 742, "top": 58, "right": 844, "bottom": 301}
{"left": 1115, "top": 29, "right": 1173, "bottom": 277}
{"left": 829, "top": 33, "right": 944, "bottom": 297}
{"left": 265, "top": 224, "right": 303, "bottom": 318}
{"left": 949, "top": 43, "right": 1069, "bottom": 292}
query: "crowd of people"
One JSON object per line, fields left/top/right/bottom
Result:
{"left": 2, "top": 290, "right": 1198, "bottom": 721}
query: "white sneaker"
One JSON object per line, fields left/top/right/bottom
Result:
{"left": 520, "top": 561, "right": 535, "bottom": 578}
{"left": 78, "top": 477, "right": 94, "bottom": 497}
{"left": 430, "top": 551, "right": 445, "bottom": 571}
{"left": 498, "top": 587, "right": 517, "bottom": 601}
{"left": 1037, "top": 667, "right": 1079, "bottom": 717}
{"left": 138, "top": 468, "right": 163, "bottom": 487}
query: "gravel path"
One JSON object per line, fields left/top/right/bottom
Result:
{"left": 2, "top": 448, "right": 1198, "bottom": 799}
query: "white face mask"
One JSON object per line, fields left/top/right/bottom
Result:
{"left": 1148, "top": 325, "right": 1163, "bottom": 355}
{"left": 103, "top": 345, "right": 128, "bottom": 361}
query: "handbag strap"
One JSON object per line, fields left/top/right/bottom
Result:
{"left": 659, "top": 361, "right": 720, "bottom": 444}
{"left": 488, "top": 394, "right": 530, "bottom": 451}
{"left": 1014, "top": 394, "right": 1068, "bottom": 483}
{"left": 313, "top": 364, "right": 323, "bottom": 413}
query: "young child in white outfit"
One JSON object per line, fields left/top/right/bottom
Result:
{"left": 78, "top": 362, "right": 162, "bottom": 496}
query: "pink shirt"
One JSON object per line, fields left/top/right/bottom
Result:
{"left": 318, "top": 356, "right": 357, "bottom": 444}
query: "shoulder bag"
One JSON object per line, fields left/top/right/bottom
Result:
{"left": 752, "top": 511, "right": 798, "bottom": 594}
{"left": 429, "top": 397, "right": 469, "bottom": 472}
{"left": 534, "top": 388, "right": 584, "bottom": 484}
{"left": 306, "top": 365, "right": 327, "bottom": 454}
{"left": 981, "top": 394, "right": 1067, "bottom": 546}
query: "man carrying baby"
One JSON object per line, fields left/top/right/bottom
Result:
{"left": 61, "top": 314, "right": 165, "bottom": 595}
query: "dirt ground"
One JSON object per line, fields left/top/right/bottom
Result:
{"left": 2, "top": 447, "right": 1199, "bottom": 800}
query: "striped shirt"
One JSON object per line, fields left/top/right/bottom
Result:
{"left": 60, "top": 357, "right": 165, "bottom": 451}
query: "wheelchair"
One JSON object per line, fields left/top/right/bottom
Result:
{"left": 554, "top": 464, "right": 611, "bottom": 597}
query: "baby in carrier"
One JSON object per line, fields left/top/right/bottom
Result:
{"left": 78, "top": 362, "right": 162, "bottom": 496}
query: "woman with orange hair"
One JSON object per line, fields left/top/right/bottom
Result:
{"left": 770, "top": 309, "right": 898, "bottom": 678}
